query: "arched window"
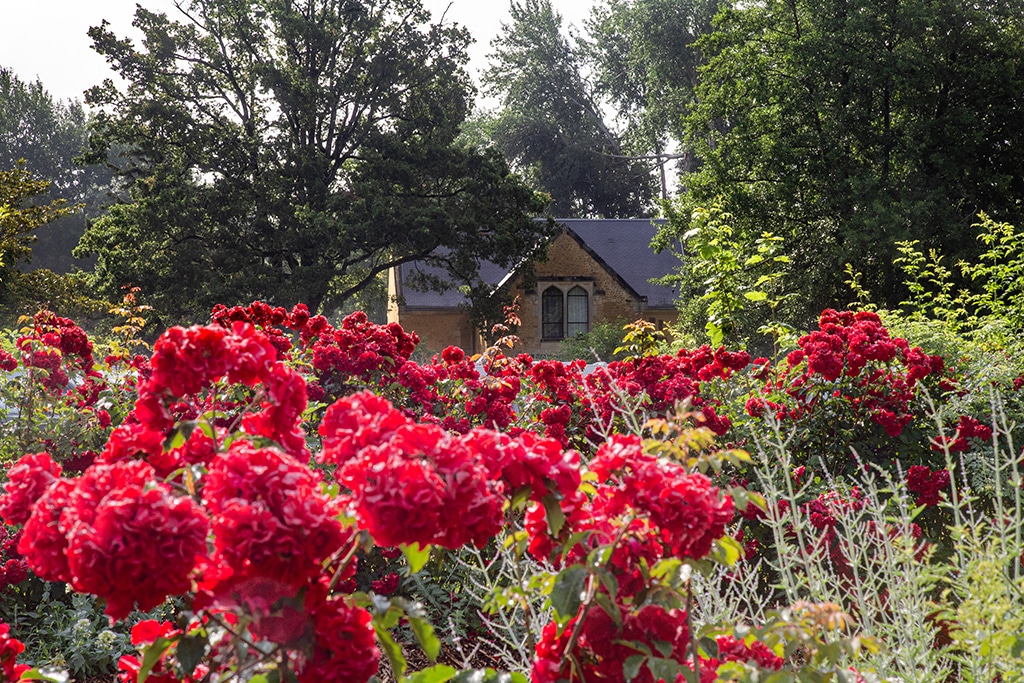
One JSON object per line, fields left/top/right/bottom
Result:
{"left": 566, "top": 286, "right": 589, "bottom": 336}
{"left": 542, "top": 286, "right": 564, "bottom": 340}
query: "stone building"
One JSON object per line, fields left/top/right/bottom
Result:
{"left": 387, "top": 219, "right": 681, "bottom": 356}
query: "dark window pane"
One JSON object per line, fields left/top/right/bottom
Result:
{"left": 567, "top": 286, "right": 588, "bottom": 336}
{"left": 542, "top": 286, "right": 564, "bottom": 339}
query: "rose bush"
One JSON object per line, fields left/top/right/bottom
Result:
{"left": 3, "top": 301, "right": 1020, "bottom": 681}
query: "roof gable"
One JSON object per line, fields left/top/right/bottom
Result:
{"left": 557, "top": 219, "right": 677, "bottom": 308}
{"left": 396, "top": 218, "right": 680, "bottom": 309}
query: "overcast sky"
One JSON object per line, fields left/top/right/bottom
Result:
{"left": 0, "top": 0, "right": 595, "bottom": 105}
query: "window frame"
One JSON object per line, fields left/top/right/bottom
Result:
{"left": 539, "top": 282, "right": 591, "bottom": 341}
{"left": 541, "top": 286, "right": 565, "bottom": 340}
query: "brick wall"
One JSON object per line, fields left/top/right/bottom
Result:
{"left": 389, "top": 231, "right": 680, "bottom": 357}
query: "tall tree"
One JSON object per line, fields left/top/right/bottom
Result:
{"left": 482, "top": 0, "right": 655, "bottom": 218}
{"left": 585, "top": 0, "right": 720, "bottom": 186}
{"left": 0, "top": 68, "right": 111, "bottom": 273}
{"left": 674, "top": 0, "right": 1024, "bottom": 313}
{"left": 0, "top": 163, "right": 105, "bottom": 321}
{"left": 77, "top": 0, "right": 552, "bottom": 322}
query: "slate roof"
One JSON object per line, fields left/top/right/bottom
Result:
{"left": 396, "top": 218, "right": 681, "bottom": 309}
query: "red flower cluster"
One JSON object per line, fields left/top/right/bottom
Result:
{"left": 759, "top": 310, "right": 945, "bottom": 439}
{"left": 13, "top": 459, "right": 208, "bottom": 619}
{"left": 297, "top": 595, "right": 379, "bottom": 683}
{"left": 931, "top": 415, "right": 992, "bottom": 452}
{"left": 124, "top": 321, "right": 315, "bottom": 463}
{"left": 319, "top": 392, "right": 410, "bottom": 464}
{"left": 907, "top": 466, "right": 951, "bottom": 507}
{"left": 15, "top": 310, "right": 96, "bottom": 393}
{"left": 335, "top": 420, "right": 506, "bottom": 549}
{"left": 523, "top": 434, "right": 734, "bottom": 610}
{"left": 590, "top": 435, "right": 735, "bottom": 559}
{"left": 117, "top": 620, "right": 208, "bottom": 683}
{"left": 306, "top": 311, "right": 419, "bottom": 394}
{"left": 532, "top": 604, "right": 690, "bottom": 683}
{"left": 479, "top": 429, "right": 581, "bottom": 503}
{"left": 387, "top": 345, "right": 527, "bottom": 434}
{"left": 211, "top": 301, "right": 311, "bottom": 355}
{"left": 699, "top": 635, "right": 784, "bottom": 676}
{"left": 200, "top": 442, "right": 351, "bottom": 608}
{"left": 0, "top": 623, "right": 29, "bottom": 682}
{"left": 322, "top": 391, "right": 578, "bottom": 549}
{"left": 0, "top": 528, "right": 28, "bottom": 592}
{"left": 0, "top": 452, "right": 63, "bottom": 526}
{"left": 0, "top": 350, "right": 16, "bottom": 373}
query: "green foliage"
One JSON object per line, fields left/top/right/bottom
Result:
{"left": 0, "top": 581, "right": 176, "bottom": 680}
{"left": 481, "top": 0, "right": 655, "bottom": 218}
{"left": 76, "top": 0, "right": 552, "bottom": 323}
{"left": 0, "top": 334, "right": 103, "bottom": 465}
{"left": 585, "top": 0, "right": 719, "bottom": 184}
{"left": 945, "top": 535, "right": 1024, "bottom": 682}
{"left": 683, "top": 0, "right": 1024, "bottom": 314}
{"left": 655, "top": 198, "right": 792, "bottom": 350}
{"left": 886, "top": 215, "right": 1024, "bottom": 379}
{"left": 958, "top": 214, "right": 1024, "bottom": 333}
{"left": 0, "top": 68, "right": 111, "bottom": 274}
{"left": 614, "top": 319, "right": 664, "bottom": 361}
{"left": 0, "top": 165, "right": 103, "bottom": 322}
{"left": 557, "top": 318, "right": 628, "bottom": 362}
{"left": 0, "top": 166, "right": 77, "bottom": 278}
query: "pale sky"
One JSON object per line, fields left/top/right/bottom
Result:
{"left": 0, "top": 0, "right": 596, "bottom": 105}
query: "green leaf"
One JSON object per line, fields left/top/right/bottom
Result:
{"left": 375, "top": 623, "right": 407, "bottom": 680}
{"left": 541, "top": 492, "right": 567, "bottom": 537}
{"left": 550, "top": 565, "right": 588, "bottom": 623}
{"left": 699, "top": 244, "right": 720, "bottom": 259}
{"left": 652, "top": 639, "right": 673, "bottom": 658}
{"left": 1012, "top": 635, "right": 1024, "bottom": 659}
{"left": 401, "top": 542, "right": 431, "bottom": 573}
{"left": 713, "top": 536, "right": 744, "bottom": 567}
{"left": 175, "top": 635, "right": 206, "bottom": 677}
{"left": 595, "top": 567, "right": 619, "bottom": 601}
{"left": 698, "top": 636, "right": 719, "bottom": 659}
{"left": 18, "top": 668, "right": 69, "bottom": 683}
{"left": 402, "top": 664, "right": 457, "bottom": 683}
{"left": 623, "top": 654, "right": 645, "bottom": 682}
{"left": 650, "top": 558, "right": 682, "bottom": 581}
{"left": 373, "top": 600, "right": 405, "bottom": 630}
{"left": 743, "top": 290, "right": 768, "bottom": 302}
{"left": 646, "top": 657, "right": 682, "bottom": 682}
{"left": 592, "top": 591, "right": 623, "bottom": 629}
{"left": 162, "top": 420, "right": 196, "bottom": 451}
{"left": 510, "top": 485, "right": 532, "bottom": 510}
{"left": 706, "top": 320, "right": 724, "bottom": 347}
{"left": 136, "top": 637, "right": 173, "bottom": 683}
{"left": 407, "top": 614, "right": 442, "bottom": 662}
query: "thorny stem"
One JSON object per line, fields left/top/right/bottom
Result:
{"left": 223, "top": 384, "right": 267, "bottom": 437}
{"left": 203, "top": 611, "right": 281, "bottom": 683}
{"left": 685, "top": 577, "right": 700, "bottom": 681}
{"left": 559, "top": 513, "right": 636, "bottom": 672}
{"left": 326, "top": 533, "right": 363, "bottom": 593}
